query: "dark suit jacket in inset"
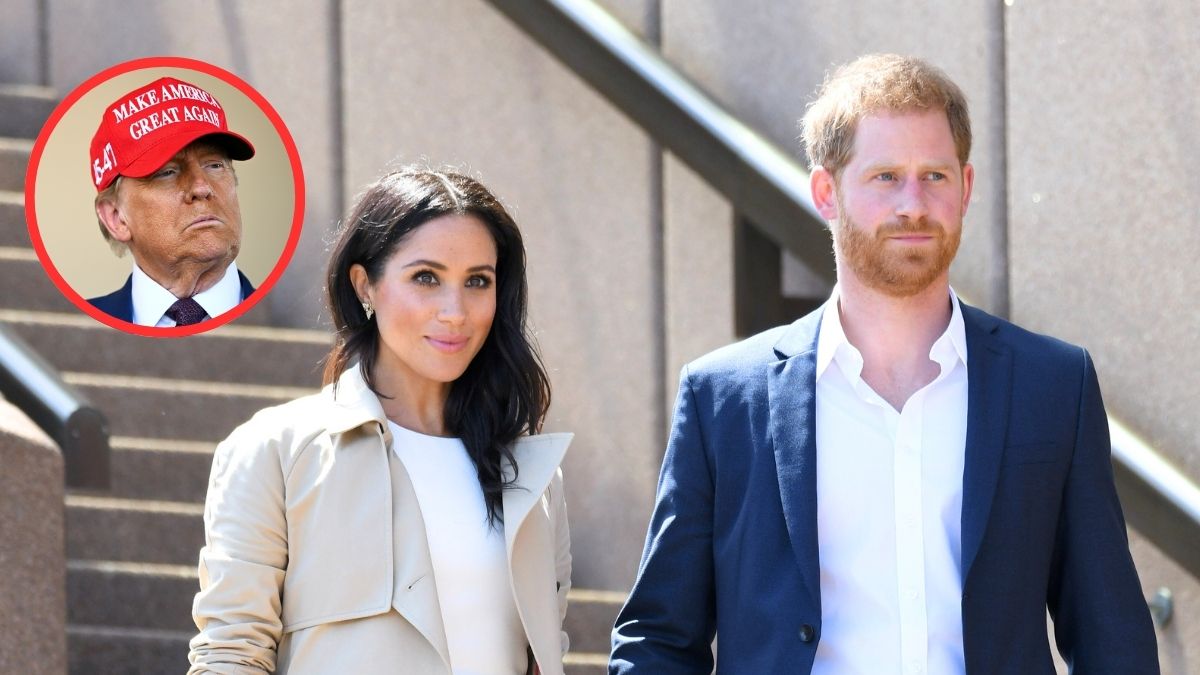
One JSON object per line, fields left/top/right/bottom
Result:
{"left": 610, "top": 303, "right": 1158, "bottom": 674}
{"left": 88, "top": 270, "right": 256, "bottom": 324}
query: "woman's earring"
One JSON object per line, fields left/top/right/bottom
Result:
{"left": 362, "top": 301, "right": 374, "bottom": 320}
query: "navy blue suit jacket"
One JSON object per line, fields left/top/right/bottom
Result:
{"left": 88, "top": 270, "right": 256, "bottom": 324}
{"left": 611, "top": 304, "right": 1158, "bottom": 674}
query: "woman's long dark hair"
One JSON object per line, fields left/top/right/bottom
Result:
{"left": 324, "top": 168, "right": 551, "bottom": 525}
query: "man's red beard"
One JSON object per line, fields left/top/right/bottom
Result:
{"left": 833, "top": 208, "right": 961, "bottom": 298}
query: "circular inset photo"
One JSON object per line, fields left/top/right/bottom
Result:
{"left": 26, "top": 56, "right": 304, "bottom": 337}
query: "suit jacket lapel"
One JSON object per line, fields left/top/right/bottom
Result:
{"left": 115, "top": 275, "right": 135, "bottom": 322}
{"left": 237, "top": 270, "right": 256, "bottom": 301}
{"left": 768, "top": 312, "right": 823, "bottom": 610}
{"left": 960, "top": 305, "right": 1012, "bottom": 582}
{"left": 768, "top": 303, "right": 1012, "bottom": 600}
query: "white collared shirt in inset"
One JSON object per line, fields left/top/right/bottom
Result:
{"left": 810, "top": 288, "right": 968, "bottom": 675}
{"left": 130, "top": 261, "right": 243, "bottom": 327}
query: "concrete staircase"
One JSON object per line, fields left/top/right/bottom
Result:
{"left": 0, "top": 83, "right": 620, "bottom": 674}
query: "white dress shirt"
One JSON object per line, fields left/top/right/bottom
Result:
{"left": 130, "top": 261, "right": 243, "bottom": 327}
{"left": 810, "top": 287, "right": 969, "bottom": 675}
{"left": 389, "top": 422, "right": 527, "bottom": 675}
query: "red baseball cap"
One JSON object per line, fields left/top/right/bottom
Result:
{"left": 89, "top": 76, "right": 255, "bottom": 191}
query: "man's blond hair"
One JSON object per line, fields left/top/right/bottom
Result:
{"left": 800, "top": 54, "right": 971, "bottom": 176}
{"left": 94, "top": 177, "right": 128, "bottom": 257}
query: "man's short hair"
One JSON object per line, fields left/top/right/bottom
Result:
{"left": 800, "top": 53, "right": 972, "bottom": 176}
{"left": 94, "top": 176, "right": 128, "bottom": 257}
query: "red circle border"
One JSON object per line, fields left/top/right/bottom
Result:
{"left": 24, "top": 55, "right": 306, "bottom": 338}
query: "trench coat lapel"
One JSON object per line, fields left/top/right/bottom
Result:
{"left": 503, "top": 432, "right": 572, "bottom": 675}
{"left": 502, "top": 433, "right": 572, "bottom": 542}
{"left": 327, "top": 367, "right": 573, "bottom": 670}
{"left": 768, "top": 312, "right": 823, "bottom": 613}
{"left": 325, "top": 364, "right": 390, "bottom": 436}
{"left": 326, "top": 366, "right": 452, "bottom": 665}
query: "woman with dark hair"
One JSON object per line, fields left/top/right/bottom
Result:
{"left": 189, "top": 168, "right": 572, "bottom": 675}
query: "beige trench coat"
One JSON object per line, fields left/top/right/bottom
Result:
{"left": 188, "top": 366, "right": 572, "bottom": 674}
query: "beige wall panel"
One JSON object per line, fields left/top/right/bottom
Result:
{"left": 342, "top": 0, "right": 660, "bottom": 590}
{"left": 1005, "top": 2, "right": 1200, "bottom": 481}
{"left": 663, "top": 152, "right": 735, "bottom": 400}
{"left": 45, "top": 0, "right": 340, "bottom": 328}
{"left": 662, "top": 1, "right": 1008, "bottom": 314}
{"left": 0, "top": 0, "right": 41, "bottom": 84}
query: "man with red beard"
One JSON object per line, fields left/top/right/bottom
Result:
{"left": 611, "top": 54, "right": 1158, "bottom": 674}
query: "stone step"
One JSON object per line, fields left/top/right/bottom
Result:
{"left": 68, "top": 624, "right": 191, "bottom": 675}
{"left": 107, "top": 436, "right": 214, "bottom": 503}
{"left": 67, "top": 559, "right": 618, "bottom": 668}
{"left": 0, "top": 190, "right": 26, "bottom": 247}
{"left": 2, "top": 309, "right": 329, "bottom": 388}
{"left": 65, "top": 371, "right": 311, "bottom": 443}
{"left": 0, "top": 250, "right": 76, "bottom": 312}
{"left": 66, "top": 494, "right": 203, "bottom": 567}
{"left": 563, "top": 588, "right": 623, "bottom": 655}
{"left": 0, "top": 138, "right": 31, "bottom": 193}
{"left": 0, "top": 84, "right": 57, "bottom": 139}
{"left": 67, "top": 560, "right": 197, "bottom": 633}
{"left": 564, "top": 653, "right": 608, "bottom": 675}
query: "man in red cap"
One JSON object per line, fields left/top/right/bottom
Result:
{"left": 89, "top": 76, "right": 257, "bottom": 327}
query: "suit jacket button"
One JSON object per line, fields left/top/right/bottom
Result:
{"left": 798, "top": 624, "right": 816, "bottom": 643}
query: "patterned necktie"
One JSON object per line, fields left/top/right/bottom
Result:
{"left": 165, "top": 297, "right": 208, "bottom": 326}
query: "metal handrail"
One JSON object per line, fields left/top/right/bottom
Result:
{"left": 0, "top": 324, "right": 109, "bottom": 489}
{"left": 1111, "top": 419, "right": 1200, "bottom": 578}
{"left": 486, "top": 0, "right": 1200, "bottom": 583}
{"left": 486, "top": 0, "right": 834, "bottom": 283}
